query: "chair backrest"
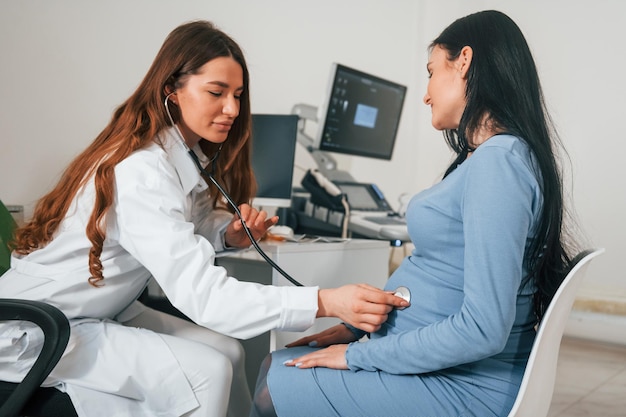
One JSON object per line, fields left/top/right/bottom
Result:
{"left": 0, "top": 200, "right": 17, "bottom": 275}
{"left": 506, "top": 248, "right": 605, "bottom": 417}
{"left": 0, "top": 299, "right": 72, "bottom": 417}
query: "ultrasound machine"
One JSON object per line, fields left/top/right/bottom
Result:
{"left": 250, "top": 63, "right": 409, "bottom": 243}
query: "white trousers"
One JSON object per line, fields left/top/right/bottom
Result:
{"left": 123, "top": 307, "right": 252, "bottom": 417}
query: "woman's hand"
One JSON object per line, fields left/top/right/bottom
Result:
{"left": 286, "top": 324, "right": 358, "bottom": 348}
{"left": 317, "top": 284, "right": 409, "bottom": 333}
{"left": 224, "top": 204, "right": 278, "bottom": 248}
{"left": 284, "top": 344, "right": 350, "bottom": 370}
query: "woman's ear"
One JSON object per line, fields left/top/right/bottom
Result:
{"left": 164, "top": 83, "right": 177, "bottom": 96}
{"left": 164, "top": 85, "right": 178, "bottom": 105}
{"left": 458, "top": 46, "right": 473, "bottom": 79}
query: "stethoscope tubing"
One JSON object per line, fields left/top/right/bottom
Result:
{"left": 165, "top": 93, "right": 413, "bottom": 308}
{"left": 187, "top": 149, "right": 304, "bottom": 287}
{"left": 165, "top": 93, "right": 303, "bottom": 286}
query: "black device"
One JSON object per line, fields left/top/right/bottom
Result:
{"left": 300, "top": 174, "right": 393, "bottom": 213}
{"left": 315, "top": 63, "right": 407, "bottom": 160}
{"left": 301, "top": 170, "right": 346, "bottom": 212}
{"left": 333, "top": 182, "right": 393, "bottom": 212}
{"left": 250, "top": 114, "right": 299, "bottom": 208}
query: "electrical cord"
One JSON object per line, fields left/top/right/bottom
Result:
{"left": 340, "top": 196, "right": 350, "bottom": 239}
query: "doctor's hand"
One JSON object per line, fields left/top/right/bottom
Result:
{"left": 284, "top": 344, "right": 349, "bottom": 370}
{"left": 286, "top": 324, "right": 358, "bottom": 348}
{"left": 317, "top": 284, "right": 409, "bottom": 333}
{"left": 225, "top": 204, "right": 278, "bottom": 248}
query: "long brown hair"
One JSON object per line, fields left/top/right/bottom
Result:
{"left": 13, "top": 20, "right": 256, "bottom": 286}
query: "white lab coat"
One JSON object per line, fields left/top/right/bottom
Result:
{"left": 0, "top": 127, "right": 318, "bottom": 416}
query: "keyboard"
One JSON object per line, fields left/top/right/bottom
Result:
{"left": 348, "top": 214, "right": 409, "bottom": 241}
{"left": 363, "top": 216, "right": 407, "bottom": 226}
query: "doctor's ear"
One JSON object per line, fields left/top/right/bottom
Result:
{"left": 165, "top": 91, "right": 178, "bottom": 105}
{"left": 164, "top": 84, "right": 178, "bottom": 104}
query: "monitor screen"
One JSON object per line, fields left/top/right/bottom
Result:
{"left": 315, "top": 63, "right": 407, "bottom": 160}
{"left": 250, "top": 114, "right": 299, "bottom": 208}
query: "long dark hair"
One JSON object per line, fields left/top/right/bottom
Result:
{"left": 432, "top": 10, "right": 573, "bottom": 321}
{"left": 13, "top": 20, "right": 256, "bottom": 286}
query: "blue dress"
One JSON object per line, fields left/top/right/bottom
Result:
{"left": 266, "top": 135, "right": 542, "bottom": 417}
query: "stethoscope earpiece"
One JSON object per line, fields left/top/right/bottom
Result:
{"left": 165, "top": 91, "right": 178, "bottom": 107}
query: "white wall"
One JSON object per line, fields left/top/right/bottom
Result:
{"left": 414, "top": 0, "right": 626, "bottom": 301}
{"left": 0, "top": 0, "right": 623, "bottom": 301}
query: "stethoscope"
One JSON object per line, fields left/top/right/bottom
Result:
{"left": 163, "top": 93, "right": 412, "bottom": 307}
{"left": 164, "top": 93, "right": 303, "bottom": 287}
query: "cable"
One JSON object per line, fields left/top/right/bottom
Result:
{"left": 340, "top": 196, "right": 350, "bottom": 239}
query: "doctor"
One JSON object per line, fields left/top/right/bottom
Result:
{"left": 0, "top": 20, "right": 407, "bottom": 417}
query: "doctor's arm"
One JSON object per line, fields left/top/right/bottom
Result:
{"left": 318, "top": 285, "right": 408, "bottom": 333}
{"left": 196, "top": 199, "right": 407, "bottom": 330}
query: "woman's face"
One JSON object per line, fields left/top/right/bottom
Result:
{"left": 173, "top": 56, "right": 244, "bottom": 148}
{"left": 423, "top": 45, "right": 468, "bottom": 131}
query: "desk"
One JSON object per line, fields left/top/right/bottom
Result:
{"left": 215, "top": 238, "right": 389, "bottom": 392}
{"left": 216, "top": 238, "right": 389, "bottom": 349}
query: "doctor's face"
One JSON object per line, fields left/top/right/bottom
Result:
{"left": 423, "top": 45, "right": 467, "bottom": 131}
{"left": 172, "top": 56, "right": 244, "bottom": 148}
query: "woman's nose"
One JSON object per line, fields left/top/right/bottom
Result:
{"left": 223, "top": 95, "right": 239, "bottom": 117}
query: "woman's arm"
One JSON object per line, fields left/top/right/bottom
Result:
{"left": 114, "top": 151, "right": 405, "bottom": 338}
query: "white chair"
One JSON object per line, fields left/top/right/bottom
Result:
{"left": 507, "top": 248, "right": 605, "bottom": 417}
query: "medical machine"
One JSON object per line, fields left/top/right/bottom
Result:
{"left": 293, "top": 63, "right": 407, "bottom": 182}
{"left": 290, "top": 63, "right": 409, "bottom": 242}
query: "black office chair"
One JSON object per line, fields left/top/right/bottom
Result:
{"left": 0, "top": 201, "right": 77, "bottom": 417}
{"left": 0, "top": 300, "right": 77, "bottom": 417}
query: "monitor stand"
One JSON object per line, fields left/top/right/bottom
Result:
{"left": 292, "top": 103, "right": 356, "bottom": 183}
{"left": 319, "top": 167, "right": 355, "bottom": 182}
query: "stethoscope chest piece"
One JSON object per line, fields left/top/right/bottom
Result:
{"left": 393, "top": 286, "right": 411, "bottom": 310}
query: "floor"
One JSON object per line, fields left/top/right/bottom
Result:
{"left": 548, "top": 336, "right": 626, "bottom": 416}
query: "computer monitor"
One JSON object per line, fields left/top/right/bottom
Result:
{"left": 315, "top": 63, "right": 407, "bottom": 160}
{"left": 250, "top": 114, "right": 299, "bottom": 208}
